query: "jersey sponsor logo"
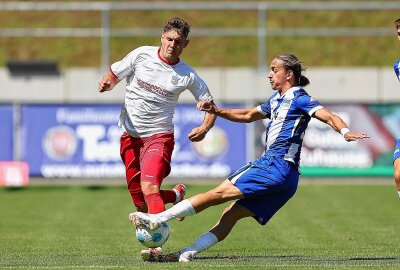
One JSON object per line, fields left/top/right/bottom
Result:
{"left": 136, "top": 77, "right": 174, "bottom": 100}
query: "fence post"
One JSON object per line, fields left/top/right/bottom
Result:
{"left": 101, "top": 7, "right": 110, "bottom": 71}
{"left": 257, "top": 2, "right": 267, "bottom": 73}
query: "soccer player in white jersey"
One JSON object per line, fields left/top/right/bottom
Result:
{"left": 130, "top": 53, "right": 369, "bottom": 262}
{"left": 393, "top": 18, "right": 400, "bottom": 198}
{"left": 98, "top": 17, "right": 216, "bottom": 256}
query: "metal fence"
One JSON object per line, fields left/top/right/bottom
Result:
{"left": 1, "top": 1, "right": 399, "bottom": 70}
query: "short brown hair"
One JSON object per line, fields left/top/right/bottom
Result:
{"left": 163, "top": 17, "right": 190, "bottom": 38}
{"left": 395, "top": 18, "right": 400, "bottom": 28}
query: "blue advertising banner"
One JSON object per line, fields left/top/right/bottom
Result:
{"left": 21, "top": 104, "right": 124, "bottom": 177}
{"left": 0, "top": 105, "right": 14, "bottom": 161}
{"left": 21, "top": 104, "right": 247, "bottom": 178}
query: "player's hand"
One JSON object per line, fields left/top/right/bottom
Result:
{"left": 343, "top": 131, "right": 369, "bottom": 142}
{"left": 197, "top": 101, "right": 218, "bottom": 114}
{"left": 98, "top": 79, "right": 111, "bottom": 92}
{"left": 188, "top": 126, "right": 207, "bottom": 142}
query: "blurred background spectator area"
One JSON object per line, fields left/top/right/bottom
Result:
{"left": 0, "top": 1, "right": 399, "bottom": 69}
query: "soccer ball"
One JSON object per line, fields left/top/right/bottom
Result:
{"left": 135, "top": 222, "right": 170, "bottom": 248}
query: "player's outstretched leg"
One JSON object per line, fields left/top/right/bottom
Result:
{"left": 129, "top": 179, "right": 243, "bottom": 229}
{"left": 176, "top": 202, "right": 253, "bottom": 262}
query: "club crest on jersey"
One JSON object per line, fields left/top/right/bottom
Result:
{"left": 171, "top": 74, "right": 180, "bottom": 85}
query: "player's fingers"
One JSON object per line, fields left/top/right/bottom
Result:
{"left": 98, "top": 80, "right": 111, "bottom": 92}
{"left": 356, "top": 133, "right": 369, "bottom": 139}
{"left": 188, "top": 130, "right": 195, "bottom": 138}
{"left": 197, "top": 101, "right": 209, "bottom": 111}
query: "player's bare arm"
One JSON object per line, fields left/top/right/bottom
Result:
{"left": 313, "top": 108, "right": 369, "bottom": 141}
{"left": 98, "top": 71, "right": 120, "bottom": 92}
{"left": 188, "top": 108, "right": 217, "bottom": 142}
{"left": 198, "top": 101, "right": 264, "bottom": 123}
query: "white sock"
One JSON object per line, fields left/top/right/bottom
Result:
{"left": 158, "top": 199, "right": 196, "bottom": 222}
{"left": 173, "top": 189, "right": 181, "bottom": 204}
{"left": 180, "top": 232, "right": 219, "bottom": 256}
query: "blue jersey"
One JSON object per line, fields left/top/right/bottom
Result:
{"left": 256, "top": 86, "right": 323, "bottom": 167}
{"left": 394, "top": 59, "right": 400, "bottom": 81}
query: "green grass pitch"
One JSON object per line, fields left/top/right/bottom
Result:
{"left": 1, "top": 181, "right": 399, "bottom": 269}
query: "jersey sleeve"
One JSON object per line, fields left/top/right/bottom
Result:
{"left": 256, "top": 99, "right": 272, "bottom": 118}
{"left": 394, "top": 59, "right": 400, "bottom": 81}
{"left": 110, "top": 47, "right": 141, "bottom": 80}
{"left": 296, "top": 94, "right": 324, "bottom": 116}
{"left": 187, "top": 72, "right": 213, "bottom": 101}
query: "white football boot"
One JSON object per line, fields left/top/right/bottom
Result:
{"left": 178, "top": 251, "right": 195, "bottom": 262}
{"left": 129, "top": 212, "right": 163, "bottom": 230}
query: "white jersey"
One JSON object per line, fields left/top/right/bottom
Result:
{"left": 110, "top": 46, "right": 213, "bottom": 137}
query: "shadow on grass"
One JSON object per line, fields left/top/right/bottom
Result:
{"left": 1, "top": 186, "right": 71, "bottom": 192}
{"left": 3, "top": 186, "right": 28, "bottom": 192}
{"left": 145, "top": 254, "right": 400, "bottom": 265}
{"left": 84, "top": 185, "right": 126, "bottom": 191}
{"left": 194, "top": 255, "right": 400, "bottom": 265}
{"left": 85, "top": 185, "right": 108, "bottom": 191}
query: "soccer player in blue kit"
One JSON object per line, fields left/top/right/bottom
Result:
{"left": 130, "top": 53, "right": 369, "bottom": 262}
{"left": 393, "top": 18, "right": 400, "bottom": 198}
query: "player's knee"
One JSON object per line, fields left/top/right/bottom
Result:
{"left": 141, "top": 181, "right": 160, "bottom": 196}
{"left": 220, "top": 205, "right": 242, "bottom": 222}
{"left": 394, "top": 159, "right": 400, "bottom": 180}
{"left": 394, "top": 168, "right": 400, "bottom": 182}
{"left": 222, "top": 205, "right": 233, "bottom": 215}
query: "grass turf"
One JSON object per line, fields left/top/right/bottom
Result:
{"left": 0, "top": 181, "right": 399, "bottom": 269}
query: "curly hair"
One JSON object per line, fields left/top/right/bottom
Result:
{"left": 163, "top": 17, "right": 191, "bottom": 38}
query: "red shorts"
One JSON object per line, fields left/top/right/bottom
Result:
{"left": 120, "top": 131, "right": 174, "bottom": 207}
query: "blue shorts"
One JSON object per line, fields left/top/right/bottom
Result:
{"left": 228, "top": 156, "right": 299, "bottom": 225}
{"left": 394, "top": 139, "right": 400, "bottom": 162}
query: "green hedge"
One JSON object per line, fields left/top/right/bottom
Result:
{"left": 0, "top": 1, "right": 398, "bottom": 67}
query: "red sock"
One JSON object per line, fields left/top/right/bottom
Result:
{"left": 144, "top": 193, "right": 165, "bottom": 214}
{"left": 160, "top": 189, "right": 176, "bottom": 204}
